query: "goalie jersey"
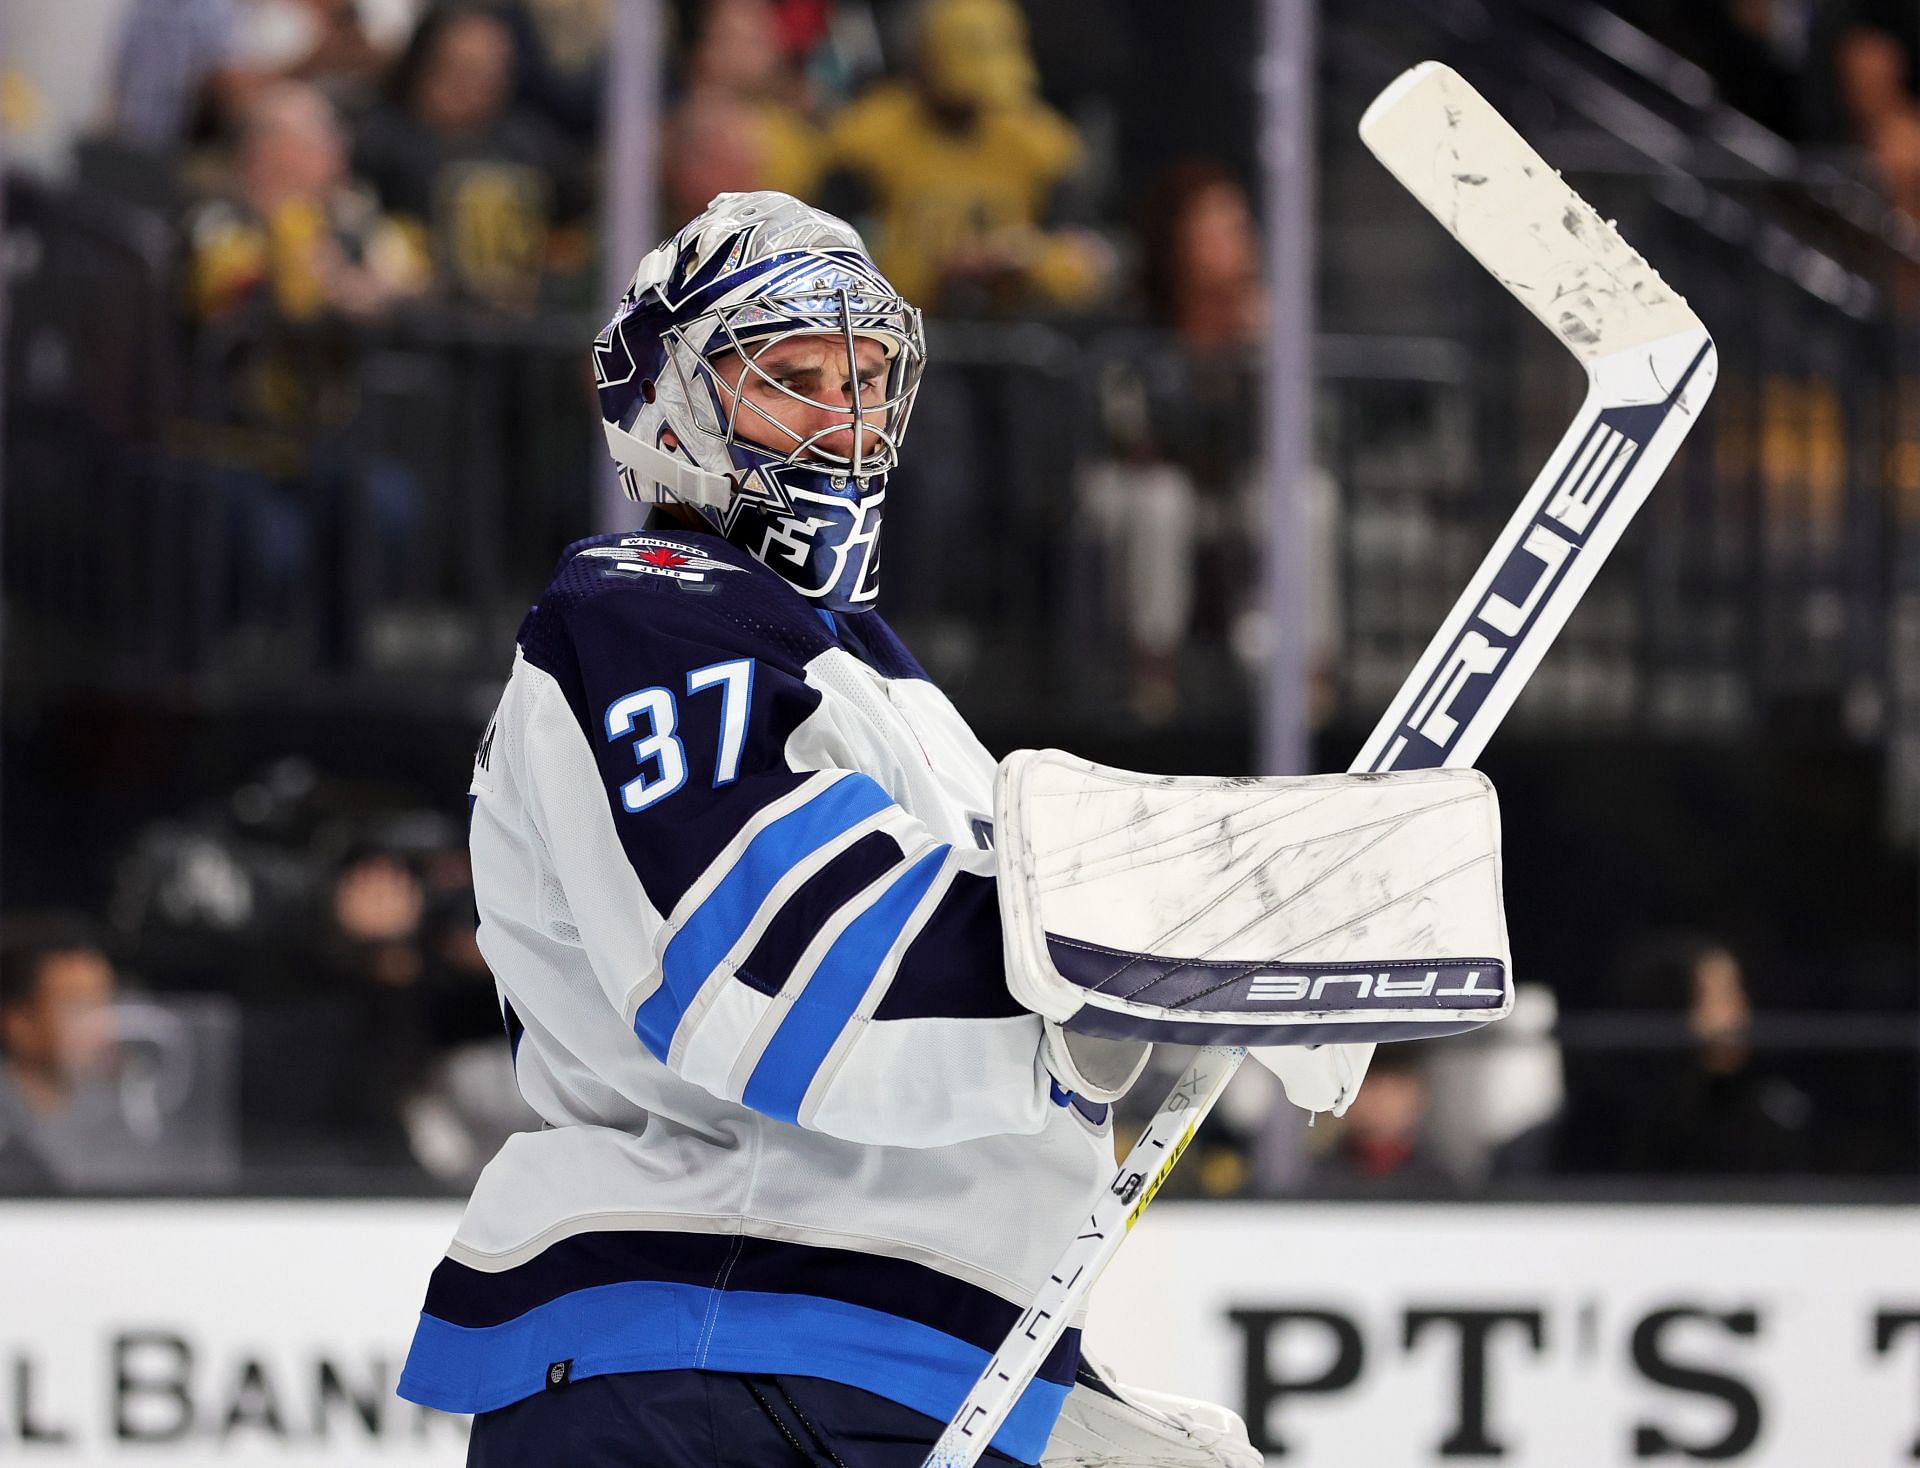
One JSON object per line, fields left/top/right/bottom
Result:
{"left": 397, "top": 529, "right": 1112, "bottom": 1462}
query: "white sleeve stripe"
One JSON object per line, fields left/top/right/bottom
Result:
{"left": 664, "top": 803, "right": 920, "bottom": 1070}
{"left": 634, "top": 772, "right": 898, "bottom": 1060}
{"left": 662, "top": 770, "right": 858, "bottom": 935}
{"left": 739, "top": 839, "right": 956, "bottom": 1126}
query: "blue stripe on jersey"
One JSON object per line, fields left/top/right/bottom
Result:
{"left": 742, "top": 844, "right": 951, "bottom": 1123}
{"left": 633, "top": 774, "right": 894, "bottom": 1059}
{"left": 413, "top": 1227, "right": 1082, "bottom": 1386}
{"left": 399, "top": 1281, "right": 1067, "bottom": 1462}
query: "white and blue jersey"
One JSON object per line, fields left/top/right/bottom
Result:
{"left": 396, "top": 529, "right": 1113, "bottom": 1463}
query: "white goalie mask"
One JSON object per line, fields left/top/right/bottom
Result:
{"left": 594, "top": 191, "right": 926, "bottom": 613}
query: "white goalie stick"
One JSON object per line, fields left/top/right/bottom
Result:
{"left": 923, "top": 61, "right": 1718, "bottom": 1468}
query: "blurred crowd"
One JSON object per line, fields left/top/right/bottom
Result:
{"left": 1630, "top": 0, "right": 1920, "bottom": 217}
{"left": 0, "top": 801, "right": 1851, "bottom": 1196}
{"left": 0, "top": 0, "right": 1292, "bottom": 1196}
{"left": 1119, "top": 933, "right": 1836, "bottom": 1203}
{"left": 10, "top": 0, "right": 1920, "bottom": 703}
{"left": 3, "top": 0, "right": 1919, "bottom": 1196}
{"left": 96, "top": 0, "right": 598, "bottom": 317}
{"left": 4, "top": 0, "right": 1286, "bottom": 709}
{"left": 21, "top": 0, "right": 1920, "bottom": 320}
{"left": 19, "top": 0, "right": 1170, "bottom": 320}
{"left": 0, "top": 758, "right": 531, "bottom": 1193}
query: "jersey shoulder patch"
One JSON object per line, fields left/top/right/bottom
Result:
{"left": 517, "top": 530, "right": 838, "bottom": 696}
{"left": 542, "top": 528, "right": 759, "bottom": 594}
{"left": 567, "top": 532, "right": 752, "bottom": 590}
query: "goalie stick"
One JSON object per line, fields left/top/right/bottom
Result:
{"left": 923, "top": 60, "right": 1718, "bottom": 1468}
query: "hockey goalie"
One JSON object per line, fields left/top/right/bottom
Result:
{"left": 394, "top": 191, "right": 1511, "bottom": 1467}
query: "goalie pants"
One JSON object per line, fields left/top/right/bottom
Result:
{"left": 465, "top": 1368, "right": 1027, "bottom": 1466}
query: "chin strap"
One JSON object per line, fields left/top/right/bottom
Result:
{"left": 602, "top": 418, "right": 737, "bottom": 514}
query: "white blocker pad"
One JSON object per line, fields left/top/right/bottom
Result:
{"left": 994, "top": 750, "right": 1511, "bottom": 1047}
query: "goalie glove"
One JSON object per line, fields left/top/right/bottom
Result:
{"left": 1042, "top": 1355, "right": 1263, "bottom": 1468}
{"left": 995, "top": 751, "right": 1510, "bottom": 1054}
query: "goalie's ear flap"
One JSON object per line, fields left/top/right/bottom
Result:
{"left": 993, "top": 750, "right": 1512, "bottom": 1049}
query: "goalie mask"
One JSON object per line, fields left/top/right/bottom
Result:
{"left": 595, "top": 191, "right": 926, "bottom": 613}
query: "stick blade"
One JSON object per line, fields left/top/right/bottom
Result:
{"left": 1359, "top": 61, "right": 1705, "bottom": 361}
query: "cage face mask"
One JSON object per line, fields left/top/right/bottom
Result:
{"left": 595, "top": 191, "right": 925, "bottom": 613}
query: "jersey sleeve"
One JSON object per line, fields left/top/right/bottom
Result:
{"left": 502, "top": 544, "right": 1056, "bottom": 1147}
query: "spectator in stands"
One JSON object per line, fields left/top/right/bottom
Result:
{"left": 504, "top": 0, "right": 611, "bottom": 140}
{"left": 1840, "top": 1, "right": 1920, "bottom": 218}
{"left": 354, "top": 3, "right": 585, "bottom": 309}
{"left": 242, "top": 845, "right": 435, "bottom": 1176}
{"left": 1077, "top": 160, "right": 1270, "bottom": 721}
{"left": 668, "top": 0, "right": 882, "bottom": 110}
{"left": 330, "top": 846, "right": 431, "bottom": 990}
{"left": 1300, "top": 1043, "right": 1462, "bottom": 1197}
{"left": 664, "top": 92, "right": 768, "bottom": 227}
{"left": 0, "top": 915, "right": 143, "bottom": 1193}
{"left": 1140, "top": 160, "right": 1263, "bottom": 355}
{"left": 190, "top": 80, "right": 428, "bottom": 321}
{"left": 327, "top": 840, "right": 531, "bottom": 1185}
{"left": 404, "top": 853, "right": 538, "bottom": 1187}
{"left": 663, "top": 0, "right": 827, "bottom": 219}
{"left": 1554, "top": 936, "right": 1813, "bottom": 1175}
{"left": 822, "top": 0, "right": 1108, "bottom": 315}
{"left": 181, "top": 80, "right": 426, "bottom": 659}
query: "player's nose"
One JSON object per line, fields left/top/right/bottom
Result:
{"left": 809, "top": 387, "right": 871, "bottom": 436}
{"left": 818, "top": 379, "right": 867, "bottom": 414}
{"left": 806, "top": 414, "right": 879, "bottom": 468}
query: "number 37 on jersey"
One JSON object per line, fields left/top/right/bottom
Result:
{"left": 604, "top": 657, "right": 755, "bottom": 812}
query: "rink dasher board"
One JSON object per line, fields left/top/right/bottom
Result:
{"left": 0, "top": 1201, "right": 468, "bottom": 1465}
{"left": 1089, "top": 1201, "right": 1920, "bottom": 1467}
{"left": 2, "top": 1200, "right": 1919, "bottom": 1464}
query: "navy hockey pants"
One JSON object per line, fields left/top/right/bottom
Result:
{"left": 465, "top": 1369, "right": 1028, "bottom": 1466}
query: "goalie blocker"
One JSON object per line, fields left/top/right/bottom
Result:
{"left": 995, "top": 750, "right": 1510, "bottom": 1101}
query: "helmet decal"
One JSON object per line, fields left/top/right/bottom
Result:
{"left": 591, "top": 315, "right": 636, "bottom": 391}
{"left": 733, "top": 482, "right": 885, "bottom": 608}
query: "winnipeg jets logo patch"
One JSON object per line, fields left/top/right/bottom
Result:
{"left": 575, "top": 539, "right": 745, "bottom": 590}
